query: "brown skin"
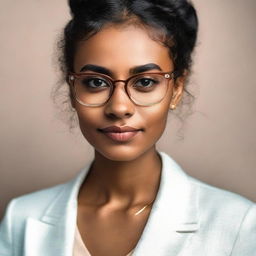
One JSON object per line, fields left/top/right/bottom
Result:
{"left": 70, "top": 24, "right": 186, "bottom": 256}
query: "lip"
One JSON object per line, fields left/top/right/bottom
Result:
{"left": 98, "top": 126, "right": 143, "bottom": 142}
{"left": 99, "top": 126, "right": 142, "bottom": 133}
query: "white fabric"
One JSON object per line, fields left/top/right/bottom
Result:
{"left": 73, "top": 225, "right": 134, "bottom": 256}
{"left": 73, "top": 225, "right": 92, "bottom": 256}
{"left": 0, "top": 152, "right": 256, "bottom": 256}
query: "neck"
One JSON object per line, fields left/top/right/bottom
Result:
{"left": 78, "top": 148, "right": 162, "bottom": 207}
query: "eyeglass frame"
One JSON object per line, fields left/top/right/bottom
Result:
{"left": 68, "top": 70, "right": 177, "bottom": 107}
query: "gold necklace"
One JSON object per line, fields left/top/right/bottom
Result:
{"left": 134, "top": 199, "right": 155, "bottom": 216}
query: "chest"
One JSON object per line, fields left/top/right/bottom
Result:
{"left": 76, "top": 205, "right": 152, "bottom": 256}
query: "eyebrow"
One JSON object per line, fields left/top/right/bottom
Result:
{"left": 79, "top": 63, "right": 163, "bottom": 76}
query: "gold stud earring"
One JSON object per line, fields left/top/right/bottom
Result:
{"left": 170, "top": 104, "right": 176, "bottom": 110}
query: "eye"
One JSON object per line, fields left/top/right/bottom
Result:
{"left": 133, "top": 77, "right": 160, "bottom": 91}
{"left": 81, "top": 77, "right": 109, "bottom": 88}
{"left": 137, "top": 78, "right": 155, "bottom": 87}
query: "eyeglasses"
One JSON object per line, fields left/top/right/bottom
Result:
{"left": 68, "top": 71, "right": 176, "bottom": 107}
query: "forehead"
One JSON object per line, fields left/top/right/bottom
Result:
{"left": 73, "top": 25, "right": 173, "bottom": 75}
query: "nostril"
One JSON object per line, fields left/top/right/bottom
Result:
{"left": 106, "top": 113, "right": 117, "bottom": 119}
{"left": 125, "top": 112, "right": 132, "bottom": 117}
{"left": 106, "top": 111, "right": 132, "bottom": 120}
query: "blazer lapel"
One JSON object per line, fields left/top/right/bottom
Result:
{"left": 23, "top": 152, "right": 199, "bottom": 256}
{"left": 132, "top": 152, "right": 199, "bottom": 256}
{"left": 23, "top": 163, "right": 92, "bottom": 256}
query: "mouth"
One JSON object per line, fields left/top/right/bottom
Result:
{"left": 98, "top": 126, "right": 143, "bottom": 142}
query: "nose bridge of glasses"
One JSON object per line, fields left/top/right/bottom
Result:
{"left": 110, "top": 79, "right": 130, "bottom": 97}
{"left": 109, "top": 79, "right": 131, "bottom": 101}
{"left": 112, "top": 79, "right": 127, "bottom": 87}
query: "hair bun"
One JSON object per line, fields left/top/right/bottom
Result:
{"left": 69, "top": 0, "right": 88, "bottom": 17}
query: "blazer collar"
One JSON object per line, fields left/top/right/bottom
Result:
{"left": 23, "top": 152, "right": 199, "bottom": 256}
{"left": 132, "top": 152, "right": 199, "bottom": 255}
{"left": 23, "top": 162, "right": 91, "bottom": 256}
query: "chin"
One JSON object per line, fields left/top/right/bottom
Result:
{"left": 94, "top": 145, "right": 152, "bottom": 162}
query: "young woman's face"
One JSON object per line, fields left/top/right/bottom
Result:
{"left": 72, "top": 24, "right": 184, "bottom": 161}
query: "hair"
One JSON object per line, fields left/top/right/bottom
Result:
{"left": 53, "top": 0, "right": 198, "bottom": 134}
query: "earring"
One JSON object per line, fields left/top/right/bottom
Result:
{"left": 170, "top": 104, "right": 176, "bottom": 110}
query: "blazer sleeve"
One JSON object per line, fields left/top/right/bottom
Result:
{"left": 231, "top": 204, "right": 256, "bottom": 256}
{"left": 0, "top": 199, "right": 16, "bottom": 256}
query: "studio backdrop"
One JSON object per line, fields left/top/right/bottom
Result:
{"left": 0, "top": 0, "right": 256, "bottom": 219}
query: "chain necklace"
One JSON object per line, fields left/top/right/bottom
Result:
{"left": 134, "top": 198, "right": 155, "bottom": 216}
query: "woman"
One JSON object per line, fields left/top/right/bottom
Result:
{"left": 0, "top": 0, "right": 255, "bottom": 255}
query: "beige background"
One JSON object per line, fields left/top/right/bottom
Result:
{"left": 0, "top": 0, "right": 256, "bottom": 219}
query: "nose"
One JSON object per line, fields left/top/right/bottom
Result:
{"left": 104, "top": 82, "right": 135, "bottom": 119}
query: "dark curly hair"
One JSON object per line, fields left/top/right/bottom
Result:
{"left": 54, "top": 0, "right": 198, "bottom": 130}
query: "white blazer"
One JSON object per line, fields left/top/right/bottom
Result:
{"left": 0, "top": 152, "right": 255, "bottom": 256}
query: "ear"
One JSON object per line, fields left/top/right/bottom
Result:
{"left": 170, "top": 70, "right": 188, "bottom": 109}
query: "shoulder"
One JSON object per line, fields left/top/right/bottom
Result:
{"left": 0, "top": 165, "right": 88, "bottom": 229}
{"left": 187, "top": 175, "right": 256, "bottom": 255}
{"left": 0, "top": 179, "right": 76, "bottom": 255}
{"left": 3, "top": 181, "right": 69, "bottom": 221}
{"left": 189, "top": 175, "right": 255, "bottom": 213}
{"left": 161, "top": 151, "right": 255, "bottom": 211}
{"left": 190, "top": 174, "right": 253, "bottom": 203}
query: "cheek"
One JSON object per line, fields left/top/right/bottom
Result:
{"left": 76, "top": 108, "right": 100, "bottom": 141}
{"left": 141, "top": 91, "right": 172, "bottom": 139}
{"left": 141, "top": 105, "right": 169, "bottom": 141}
